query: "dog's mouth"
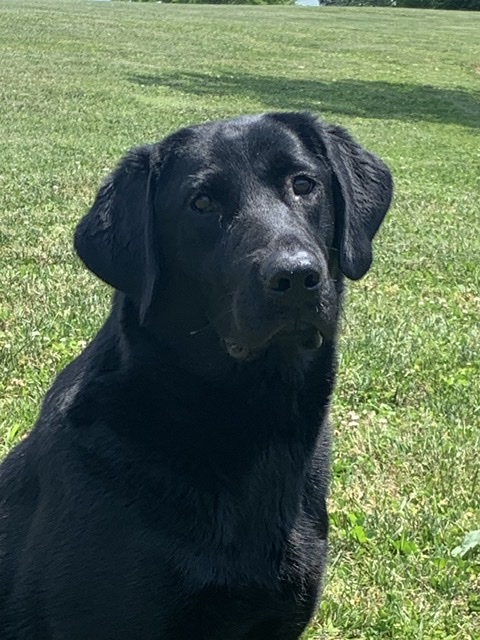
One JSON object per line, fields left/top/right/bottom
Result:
{"left": 224, "top": 324, "right": 324, "bottom": 361}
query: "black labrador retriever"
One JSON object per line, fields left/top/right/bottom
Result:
{"left": 0, "top": 112, "right": 392, "bottom": 640}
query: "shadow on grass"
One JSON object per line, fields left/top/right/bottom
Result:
{"left": 129, "top": 72, "right": 480, "bottom": 128}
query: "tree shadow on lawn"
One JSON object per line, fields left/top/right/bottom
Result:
{"left": 129, "top": 72, "right": 480, "bottom": 129}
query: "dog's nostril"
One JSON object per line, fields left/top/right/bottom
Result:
{"left": 304, "top": 271, "right": 320, "bottom": 289}
{"left": 265, "top": 254, "right": 322, "bottom": 296}
{"left": 267, "top": 269, "right": 320, "bottom": 294}
{"left": 272, "top": 277, "right": 292, "bottom": 293}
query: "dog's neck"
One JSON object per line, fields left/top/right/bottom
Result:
{"left": 67, "top": 293, "right": 335, "bottom": 460}
{"left": 67, "top": 293, "right": 334, "bottom": 559}
{"left": 89, "top": 296, "right": 335, "bottom": 475}
{"left": 70, "top": 293, "right": 336, "bottom": 474}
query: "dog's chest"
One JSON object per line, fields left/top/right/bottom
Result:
{"left": 38, "top": 515, "right": 324, "bottom": 640}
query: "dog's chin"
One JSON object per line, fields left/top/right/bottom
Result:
{"left": 224, "top": 325, "right": 324, "bottom": 361}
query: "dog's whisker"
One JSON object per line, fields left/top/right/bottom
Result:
{"left": 189, "top": 323, "right": 212, "bottom": 336}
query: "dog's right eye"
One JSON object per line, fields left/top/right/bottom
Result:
{"left": 192, "top": 194, "right": 214, "bottom": 213}
{"left": 292, "top": 176, "right": 315, "bottom": 196}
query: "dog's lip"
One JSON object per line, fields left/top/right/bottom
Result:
{"left": 224, "top": 324, "right": 324, "bottom": 360}
{"left": 224, "top": 338, "right": 254, "bottom": 360}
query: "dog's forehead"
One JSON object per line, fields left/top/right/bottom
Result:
{"left": 169, "top": 114, "right": 316, "bottom": 177}
{"left": 211, "top": 114, "right": 267, "bottom": 140}
{"left": 209, "top": 114, "right": 306, "bottom": 156}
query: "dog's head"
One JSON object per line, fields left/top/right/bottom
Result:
{"left": 75, "top": 113, "right": 392, "bottom": 361}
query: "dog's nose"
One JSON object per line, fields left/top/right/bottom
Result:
{"left": 264, "top": 251, "right": 322, "bottom": 299}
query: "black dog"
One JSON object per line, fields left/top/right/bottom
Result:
{"left": 0, "top": 112, "right": 392, "bottom": 639}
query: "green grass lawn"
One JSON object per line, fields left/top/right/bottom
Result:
{"left": 0, "top": 0, "right": 479, "bottom": 637}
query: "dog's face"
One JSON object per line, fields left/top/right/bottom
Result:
{"left": 156, "top": 115, "right": 339, "bottom": 360}
{"left": 75, "top": 113, "right": 392, "bottom": 362}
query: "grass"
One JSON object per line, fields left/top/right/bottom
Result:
{"left": 0, "top": 0, "right": 479, "bottom": 637}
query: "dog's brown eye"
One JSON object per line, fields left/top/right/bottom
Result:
{"left": 292, "top": 176, "right": 314, "bottom": 196}
{"left": 192, "top": 194, "right": 213, "bottom": 213}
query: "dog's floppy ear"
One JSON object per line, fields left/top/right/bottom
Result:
{"left": 320, "top": 123, "right": 393, "bottom": 280}
{"left": 74, "top": 145, "right": 160, "bottom": 323}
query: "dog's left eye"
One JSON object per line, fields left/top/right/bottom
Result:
{"left": 192, "top": 194, "right": 214, "bottom": 213}
{"left": 292, "top": 176, "right": 315, "bottom": 196}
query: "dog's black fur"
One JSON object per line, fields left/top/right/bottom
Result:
{"left": 0, "top": 112, "right": 392, "bottom": 640}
